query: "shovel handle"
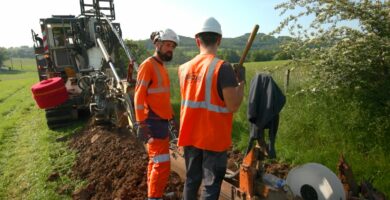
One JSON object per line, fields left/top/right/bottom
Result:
{"left": 239, "top": 24, "right": 259, "bottom": 66}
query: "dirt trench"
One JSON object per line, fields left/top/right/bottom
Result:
{"left": 69, "top": 121, "right": 183, "bottom": 200}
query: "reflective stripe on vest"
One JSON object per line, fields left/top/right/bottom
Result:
{"left": 148, "top": 87, "right": 170, "bottom": 94}
{"left": 136, "top": 80, "right": 149, "bottom": 87}
{"left": 147, "top": 59, "right": 169, "bottom": 94}
{"left": 135, "top": 104, "right": 144, "bottom": 110}
{"left": 152, "top": 153, "right": 170, "bottom": 163}
{"left": 181, "top": 58, "right": 229, "bottom": 113}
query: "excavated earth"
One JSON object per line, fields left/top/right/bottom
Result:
{"left": 68, "top": 121, "right": 183, "bottom": 200}
{"left": 59, "top": 120, "right": 291, "bottom": 200}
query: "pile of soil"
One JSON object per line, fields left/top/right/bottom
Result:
{"left": 69, "top": 121, "right": 183, "bottom": 200}
{"left": 227, "top": 148, "right": 291, "bottom": 179}
{"left": 264, "top": 160, "right": 291, "bottom": 179}
{"left": 227, "top": 149, "right": 243, "bottom": 172}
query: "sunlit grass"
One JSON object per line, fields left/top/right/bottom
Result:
{"left": 0, "top": 61, "right": 82, "bottom": 199}
{"left": 2, "top": 58, "right": 37, "bottom": 71}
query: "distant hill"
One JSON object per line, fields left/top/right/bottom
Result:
{"left": 4, "top": 33, "right": 292, "bottom": 63}
{"left": 221, "top": 33, "right": 292, "bottom": 51}
{"left": 6, "top": 46, "right": 35, "bottom": 58}
{"left": 140, "top": 33, "right": 292, "bottom": 51}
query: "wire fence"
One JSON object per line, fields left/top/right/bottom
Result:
{"left": 245, "top": 62, "right": 311, "bottom": 94}
{"left": 167, "top": 61, "right": 312, "bottom": 110}
{"left": 1, "top": 58, "right": 37, "bottom": 72}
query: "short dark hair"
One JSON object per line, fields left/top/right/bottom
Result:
{"left": 196, "top": 32, "right": 221, "bottom": 46}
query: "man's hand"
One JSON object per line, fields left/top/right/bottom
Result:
{"left": 168, "top": 118, "right": 179, "bottom": 139}
{"left": 233, "top": 64, "right": 246, "bottom": 83}
{"left": 135, "top": 122, "right": 152, "bottom": 143}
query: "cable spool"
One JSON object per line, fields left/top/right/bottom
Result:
{"left": 31, "top": 77, "right": 69, "bottom": 109}
{"left": 286, "top": 163, "right": 346, "bottom": 200}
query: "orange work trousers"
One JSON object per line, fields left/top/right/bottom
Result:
{"left": 147, "top": 137, "right": 170, "bottom": 199}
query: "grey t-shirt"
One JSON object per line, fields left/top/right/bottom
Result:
{"left": 217, "top": 62, "right": 238, "bottom": 100}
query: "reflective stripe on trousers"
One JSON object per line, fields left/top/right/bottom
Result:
{"left": 147, "top": 138, "right": 170, "bottom": 198}
{"left": 152, "top": 153, "right": 170, "bottom": 163}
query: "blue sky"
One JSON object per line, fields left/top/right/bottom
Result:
{"left": 0, "top": 0, "right": 296, "bottom": 48}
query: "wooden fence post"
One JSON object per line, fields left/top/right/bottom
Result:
{"left": 284, "top": 69, "right": 290, "bottom": 93}
{"left": 10, "top": 58, "right": 13, "bottom": 70}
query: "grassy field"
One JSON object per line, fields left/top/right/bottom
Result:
{"left": 2, "top": 58, "right": 37, "bottom": 72}
{"left": 1, "top": 58, "right": 388, "bottom": 198}
{"left": 0, "top": 59, "right": 83, "bottom": 199}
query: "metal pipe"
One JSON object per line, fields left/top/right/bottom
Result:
{"left": 96, "top": 38, "right": 121, "bottom": 83}
{"left": 108, "top": 62, "right": 120, "bottom": 84}
{"left": 97, "top": 38, "right": 110, "bottom": 61}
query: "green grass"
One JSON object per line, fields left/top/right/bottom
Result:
{"left": 0, "top": 59, "right": 83, "bottom": 199}
{"left": 2, "top": 58, "right": 37, "bottom": 72}
{"left": 276, "top": 92, "right": 390, "bottom": 194}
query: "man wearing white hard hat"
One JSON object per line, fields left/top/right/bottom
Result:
{"left": 177, "top": 17, "right": 245, "bottom": 199}
{"left": 134, "top": 28, "right": 179, "bottom": 200}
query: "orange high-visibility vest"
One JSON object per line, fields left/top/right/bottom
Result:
{"left": 134, "top": 57, "right": 173, "bottom": 121}
{"left": 178, "top": 54, "right": 233, "bottom": 152}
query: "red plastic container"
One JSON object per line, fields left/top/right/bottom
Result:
{"left": 31, "top": 77, "right": 69, "bottom": 109}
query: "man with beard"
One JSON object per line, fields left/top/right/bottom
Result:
{"left": 134, "top": 28, "right": 179, "bottom": 200}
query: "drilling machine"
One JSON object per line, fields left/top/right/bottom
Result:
{"left": 31, "top": 0, "right": 136, "bottom": 129}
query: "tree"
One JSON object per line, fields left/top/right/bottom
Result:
{"left": 273, "top": 51, "right": 292, "bottom": 61}
{"left": 249, "top": 50, "right": 277, "bottom": 61}
{"left": 122, "top": 40, "right": 149, "bottom": 64}
{"left": 274, "top": 0, "right": 389, "bottom": 91}
{"left": 170, "top": 48, "right": 191, "bottom": 66}
{"left": 274, "top": 0, "right": 390, "bottom": 150}
{"left": 218, "top": 49, "right": 240, "bottom": 63}
{"left": 0, "top": 47, "right": 9, "bottom": 67}
{"left": 7, "top": 46, "right": 34, "bottom": 58}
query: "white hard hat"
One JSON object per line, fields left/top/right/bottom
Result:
{"left": 196, "top": 17, "right": 222, "bottom": 36}
{"left": 286, "top": 163, "right": 346, "bottom": 200}
{"left": 158, "top": 28, "right": 179, "bottom": 45}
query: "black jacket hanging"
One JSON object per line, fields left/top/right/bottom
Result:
{"left": 247, "top": 73, "right": 286, "bottom": 158}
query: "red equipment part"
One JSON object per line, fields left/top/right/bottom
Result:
{"left": 31, "top": 77, "right": 68, "bottom": 109}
